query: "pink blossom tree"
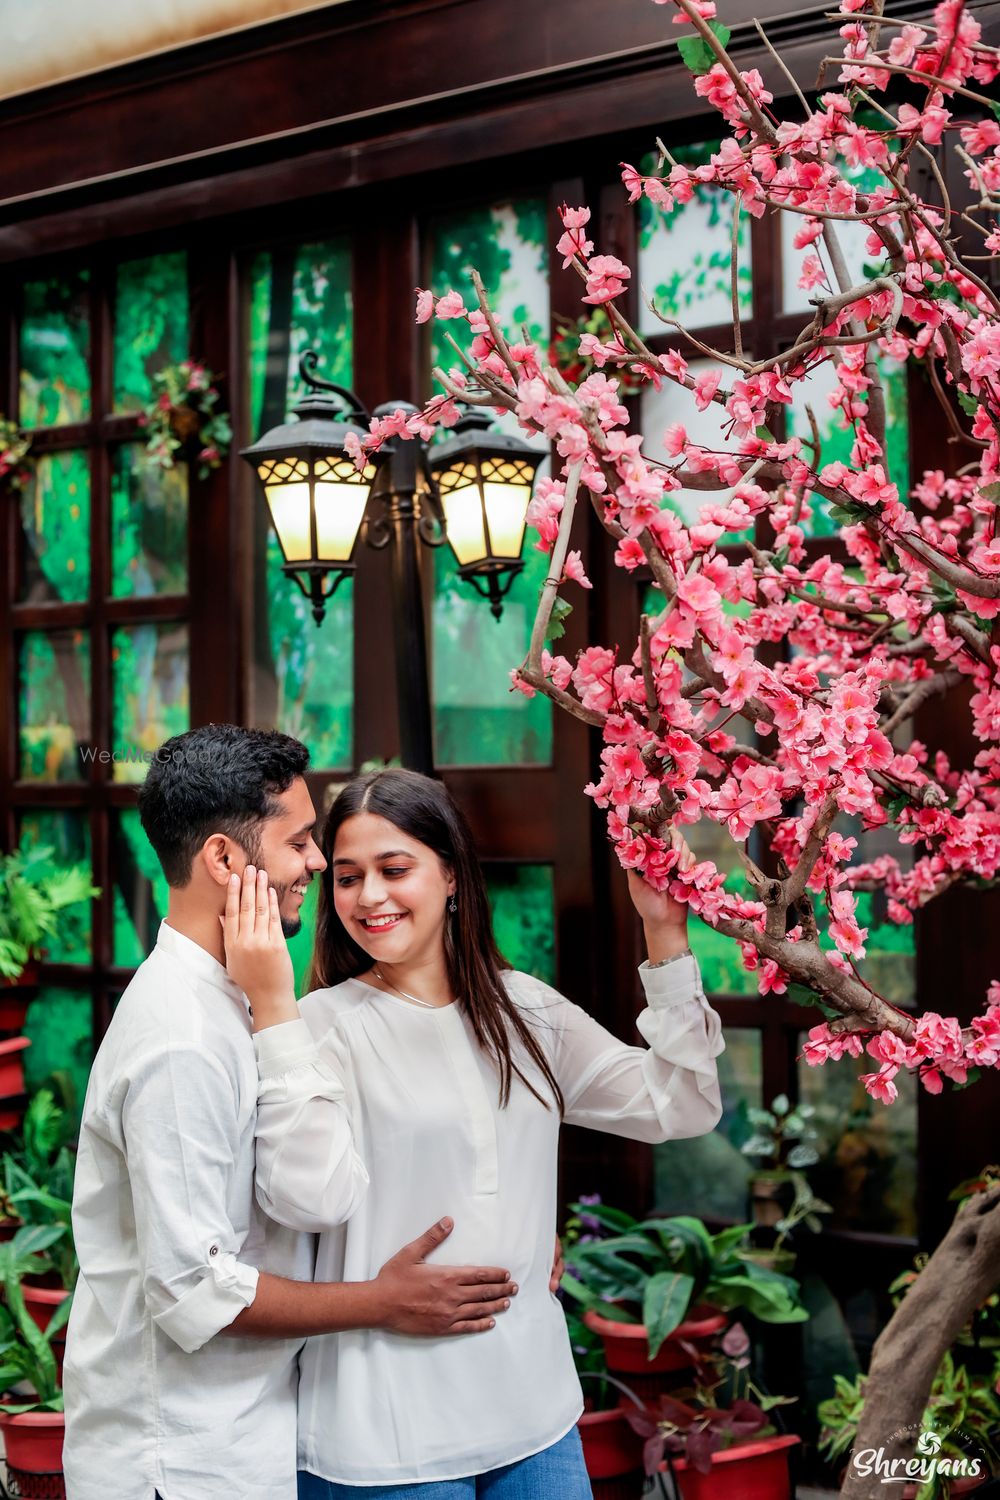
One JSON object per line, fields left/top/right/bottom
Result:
{"left": 353, "top": 1, "right": 1000, "bottom": 1473}
{"left": 357, "top": 0, "right": 1000, "bottom": 1115}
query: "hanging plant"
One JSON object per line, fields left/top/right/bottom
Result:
{"left": 0, "top": 418, "right": 32, "bottom": 494}
{"left": 549, "top": 309, "right": 643, "bottom": 395}
{"left": 138, "top": 359, "right": 232, "bottom": 480}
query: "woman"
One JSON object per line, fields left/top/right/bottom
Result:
{"left": 236, "top": 768, "right": 724, "bottom": 1498}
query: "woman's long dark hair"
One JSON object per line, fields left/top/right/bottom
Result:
{"left": 309, "top": 769, "right": 564, "bottom": 1114}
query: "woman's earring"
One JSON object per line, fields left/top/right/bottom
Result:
{"left": 448, "top": 895, "right": 458, "bottom": 914}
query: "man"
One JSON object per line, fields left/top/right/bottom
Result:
{"left": 64, "top": 725, "right": 519, "bottom": 1500}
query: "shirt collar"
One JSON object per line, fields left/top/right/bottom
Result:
{"left": 155, "top": 920, "right": 247, "bottom": 1006}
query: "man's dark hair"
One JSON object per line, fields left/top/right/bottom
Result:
{"left": 137, "top": 725, "right": 310, "bottom": 887}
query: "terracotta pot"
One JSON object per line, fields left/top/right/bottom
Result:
{"left": 664, "top": 1432, "right": 800, "bottom": 1500}
{"left": 0, "top": 1216, "right": 24, "bottom": 1242}
{"left": 0, "top": 1035, "right": 31, "bottom": 1097}
{"left": 22, "top": 1285, "right": 69, "bottom": 1335}
{"left": 0, "top": 1409, "right": 65, "bottom": 1478}
{"left": 749, "top": 1173, "right": 794, "bottom": 1229}
{"left": 583, "top": 1305, "right": 728, "bottom": 1401}
{"left": 737, "top": 1247, "right": 797, "bottom": 1276}
{"left": 578, "top": 1406, "right": 644, "bottom": 1499}
{"left": 0, "top": 962, "right": 39, "bottom": 1033}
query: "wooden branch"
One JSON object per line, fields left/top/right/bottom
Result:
{"left": 526, "top": 460, "right": 584, "bottom": 673}
{"left": 839, "top": 1186, "right": 1000, "bottom": 1499}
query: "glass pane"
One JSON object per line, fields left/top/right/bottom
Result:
{"left": 19, "top": 269, "right": 91, "bottom": 427}
{"left": 785, "top": 354, "right": 909, "bottom": 537}
{"left": 433, "top": 542, "right": 551, "bottom": 766}
{"left": 654, "top": 1028, "right": 760, "bottom": 1218}
{"left": 247, "top": 240, "right": 355, "bottom": 768}
{"left": 638, "top": 141, "right": 752, "bottom": 336}
{"left": 18, "top": 630, "right": 91, "bottom": 782}
{"left": 113, "top": 252, "right": 189, "bottom": 412}
{"left": 799, "top": 1037, "right": 917, "bottom": 1236}
{"left": 19, "top": 449, "right": 90, "bottom": 603}
{"left": 110, "top": 623, "right": 189, "bottom": 782}
{"left": 16, "top": 812, "right": 92, "bottom": 964}
{"left": 248, "top": 239, "right": 353, "bottom": 433}
{"left": 111, "top": 443, "right": 188, "bottom": 597}
{"left": 484, "top": 863, "right": 556, "bottom": 985}
{"left": 23, "top": 988, "right": 94, "bottom": 1128}
{"left": 782, "top": 160, "right": 887, "bottom": 316}
{"left": 112, "top": 808, "right": 170, "bottom": 968}
{"left": 429, "top": 199, "right": 548, "bottom": 435}
{"left": 428, "top": 200, "right": 551, "bottom": 765}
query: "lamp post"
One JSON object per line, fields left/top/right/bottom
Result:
{"left": 241, "top": 351, "right": 544, "bottom": 775}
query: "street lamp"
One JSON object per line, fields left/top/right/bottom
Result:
{"left": 241, "top": 350, "right": 545, "bottom": 774}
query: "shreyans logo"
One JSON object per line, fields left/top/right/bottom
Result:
{"left": 851, "top": 1429, "right": 984, "bottom": 1485}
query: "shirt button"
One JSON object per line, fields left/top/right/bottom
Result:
{"left": 209, "top": 1245, "right": 219, "bottom": 1256}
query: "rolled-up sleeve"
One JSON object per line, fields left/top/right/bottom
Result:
{"left": 544, "top": 956, "right": 724, "bottom": 1141}
{"left": 253, "top": 1018, "right": 369, "bottom": 1233}
{"left": 121, "top": 1050, "right": 260, "bottom": 1354}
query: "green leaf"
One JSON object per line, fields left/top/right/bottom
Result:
{"left": 990, "top": 100, "right": 1000, "bottom": 122}
{"left": 958, "top": 391, "right": 979, "bottom": 417}
{"left": 568, "top": 1202, "right": 638, "bottom": 1235}
{"left": 710, "top": 1224, "right": 753, "bottom": 1260}
{"left": 828, "top": 504, "right": 863, "bottom": 526}
{"left": 642, "top": 1270, "right": 696, "bottom": 1357}
{"left": 787, "top": 983, "right": 823, "bottom": 1009}
{"left": 545, "top": 597, "right": 574, "bottom": 643}
{"left": 980, "top": 482, "right": 1000, "bottom": 504}
{"left": 677, "top": 21, "right": 731, "bottom": 76}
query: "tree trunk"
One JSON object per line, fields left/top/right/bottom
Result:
{"left": 839, "top": 1183, "right": 1000, "bottom": 1498}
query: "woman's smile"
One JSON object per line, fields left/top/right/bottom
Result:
{"left": 358, "top": 913, "right": 407, "bottom": 932}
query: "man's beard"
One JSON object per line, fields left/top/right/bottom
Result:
{"left": 268, "top": 876, "right": 303, "bottom": 939}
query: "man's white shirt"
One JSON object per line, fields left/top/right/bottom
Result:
{"left": 63, "top": 921, "right": 311, "bottom": 1500}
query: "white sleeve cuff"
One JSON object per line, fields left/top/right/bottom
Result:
{"left": 638, "top": 953, "right": 704, "bottom": 1007}
{"left": 152, "top": 1253, "right": 259, "bottom": 1353}
{"left": 254, "top": 1017, "right": 325, "bottom": 1080}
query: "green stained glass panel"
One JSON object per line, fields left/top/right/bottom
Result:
{"left": 785, "top": 354, "right": 909, "bottom": 536}
{"left": 112, "top": 808, "right": 170, "bottom": 968}
{"left": 247, "top": 239, "right": 355, "bottom": 767}
{"left": 18, "top": 629, "right": 91, "bottom": 782}
{"left": 638, "top": 141, "right": 752, "bottom": 336}
{"left": 23, "top": 988, "right": 94, "bottom": 1128}
{"left": 19, "top": 270, "right": 91, "bottom": 427}
{"left": 110, "top": 622, "right": 189, "bottom": 782}
{"left": 799, "top": 1035, "right": 917, "bottom": 1236}
{"left": 248, "top": 239, "right": 353, "bottom": 435}
{"left": 17, "top": 812, "right": 92, "bottom": 964}
{"left": 111, "top": 443, "right": 188, "bottom": 597}
{"left": 259, "top": 536, "right": 353, "bottom": 768}
{"left": 654, "top": 1027, "right": 759, "bottom": 1218}
{"left": 484, "top": 864, "right": 556, "bottom": 985}
{"left": 113, "top": 252, "right": 189, "bottom": 412}
{"left": 19, "top": 449, "right": 90, "bottom": 603}
{"left": 433, "top": 540, "right": 552, "bottom": 766}
{"left": 428, "top": 200, "right": 548, "bottom": 420}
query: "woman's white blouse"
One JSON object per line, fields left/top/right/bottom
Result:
{"left": 253, "top": 957, "right": 724, "bottom": 1485}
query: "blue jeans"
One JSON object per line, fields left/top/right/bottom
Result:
{"left": 297, "top": 1426, "right": 592, "bottom": 1498}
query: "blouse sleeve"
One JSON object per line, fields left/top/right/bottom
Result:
{"left": 253, "top": 1016, "right": 370, "bottom": 1233}
{"left": 535, "top": 955, "right": 724, "bottom": 1142}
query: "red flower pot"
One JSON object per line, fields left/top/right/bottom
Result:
{"left": 578, "top": 1406, "right": 644, "bottom": 1500}
{"left": 663, "top": 1432, "right": 800, "bottom": 1500}
{"left": 583, "top": 1305, "right": 728, "bottom": 1400}
{"left": 0, "top": 1409, "right": 65, "bottom": 1479}
{"left": 0, "top": 1035, "right": 31, "bottom": 1098}
{"left": 21, "top": 1285, "right": 70, "bottom": 1382}
{"left": 0, "top": 963, "right": 40, "bottom": 1034}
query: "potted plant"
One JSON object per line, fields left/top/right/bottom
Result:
{"left": 737, "top": 1172, "right": 832, "bottom": 1276}
{"left": 0, "top": 1244, "right": 69, "bottom": 1493}
{"left": 625, "top": 1323, "right": 800, "bottom": 1500}
{"left": 740, "top": 1096, "right": 821, "bottom": 1230}
{"left": 568, "top": 1309, "right": 646, "bottom": 1500}
{"left": 819, "top": 1355, "right": 998, "bottom": 1497}
{"left": 0, "top": 844, "right": 98, "bottom": 1031}
{"left": 562, "top": 1203, "right": 806, "bottom": 1398}
{"left": 0, "top": 1037, "right": 31, "bottom": 1127}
